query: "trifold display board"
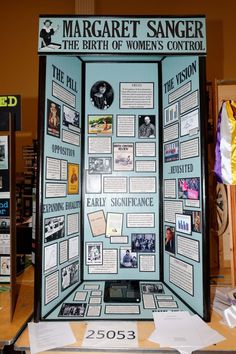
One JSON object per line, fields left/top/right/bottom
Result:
{"left": 35, "top": 15, "right": 210, "bottom": 322}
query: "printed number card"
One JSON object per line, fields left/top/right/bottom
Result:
{"left": 82, "top": 321, "right": 138, "bottom": 348}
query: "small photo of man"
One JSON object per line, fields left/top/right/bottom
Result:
{"left": 138, "top": 115, "right": 156, "bottom": 138}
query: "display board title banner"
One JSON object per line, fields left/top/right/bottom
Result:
{"left": 38, "top": 16, "right": 206, "bottom": 54}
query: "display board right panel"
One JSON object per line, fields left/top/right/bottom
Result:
{"left": 162, "top": 55, "right": 209, "bottom": 319}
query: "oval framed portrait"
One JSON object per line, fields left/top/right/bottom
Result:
{"left": 90, "top": 80, "right": 114, "bottom": 110}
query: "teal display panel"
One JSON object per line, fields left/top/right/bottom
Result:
{"left": 162, "top": 56, "right": 209, "bottom": 319}
{"left": 37, "top": 55, "right": 82, "bottom": 318}
{"left": 83, "top": 61, "right": 160, "bottom": 281}
{"left": 35, "top": 15, "right": 210, "bottom": 322}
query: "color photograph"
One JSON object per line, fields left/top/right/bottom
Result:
{"left": 178, "top": 177, "right": 200, "bottom": 200}
{"left": 88, "top": 115, "right": 113, "bottom": 134}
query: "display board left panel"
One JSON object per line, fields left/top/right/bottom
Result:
{"left": 35, "top": 56, "right": 82, "bottom": 319}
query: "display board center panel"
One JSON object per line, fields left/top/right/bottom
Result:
{"left": 83, "top": 61, "right": 160, "bottom": 282}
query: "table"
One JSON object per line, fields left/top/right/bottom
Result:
{"left": 14, "top": 310, "right": 236, "bottom": 353}
{"left": 0, "top": 265, "right": 34, "bottom": 349}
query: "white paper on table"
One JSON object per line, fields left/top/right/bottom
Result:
{"left": 152, "top": 311, "right": 198, "bottom": 347}
{"left": 150, "top": 312, "right": 225, "bottom": 352}
{"left": 149, "top": 328, "right": 201, "bottom": 354}
{"left": 191, "top": 314, "right": 225, "bottom": 347}
{"left": 28, "top": 321, "right": 76, "bottom": 354}
{"left": 153, "top": 311, "right": 191, "bottom": 328}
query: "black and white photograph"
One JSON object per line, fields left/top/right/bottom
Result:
{"left": 61, "top": 260, "right": 79, "bottom": 291}
{"left": 40, "top": 19, "right": 60, "bottom": 48}
{"left": 44, "top": 216, "right": 65, "bottom": 243}
{"left": 120, "top": 248, "right": 138, "bottom": 268}
{"left": 90, "top": 81, "right": 114, "bottom": 110}
{"left": 141, "top": 283, "right": 164, "bottom": 294}
{"left": 89, "top": 157, "right": 112, "bottom": 174}
{"left": 138, "top": 115, "right": 156, "bottom": 138}
{"left": 113, "top": 143, "right": 134, "bottom": 171}
{"left": 86, "top": 242, "right": 103, "bottom": 265}
{"left": 47, "top": 99, "right": 61, "bottom": 138}
{"left": 0, "top": 256, "right": 10, "bottom": 276}
{"left": 0, "top": 136, "right": 8, "bottom": 170}
{"left": 0, "top": 218, "right": 10, "bottom": 234}
{"left": 58, "top": 302, "right": 86, "bottom": 317}
{"left": 63, "top": 105, "right": 79, "bottom": 129}
{"left": 131, "top": 233, "right": 155, "bottom": 253}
